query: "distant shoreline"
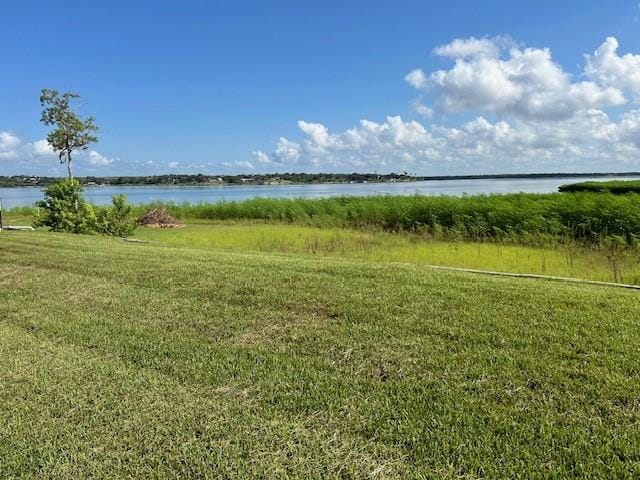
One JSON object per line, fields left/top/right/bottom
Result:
{"left": 2, "top": 171, "right": 640, "bottom": 188}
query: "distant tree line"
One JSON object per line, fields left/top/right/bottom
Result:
{"left": 4, "top": 172, "right": 640, "bottom": 188}
{"left": 1, "top": 173, "right": 414, "bottom": 187}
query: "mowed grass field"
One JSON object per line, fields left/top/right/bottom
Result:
{"left": 135, "top": 221, "right": 640, "bottom": 285}
{"left": 1, "top": 231, "right": 640, "bottom": 478}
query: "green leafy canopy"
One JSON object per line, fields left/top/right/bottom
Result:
{"left": 39, "top": 88, "right": 99, "bottom": 178}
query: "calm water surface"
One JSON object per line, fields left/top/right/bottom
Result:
{"left": 2, "top": 176, "right": 639, "bottom": 209}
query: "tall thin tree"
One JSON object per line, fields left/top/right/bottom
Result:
{"left": 39, "top": 89, "right": 98, "bottom": 179}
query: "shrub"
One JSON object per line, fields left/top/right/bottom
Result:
{"left": 34, "top": 179, "right": 97, "bottom": 234}
{"left": 97, "top": 194, "right": 137, "bottom": 237}
{"left": 34, "top": 180, "right": 135, "bottom": 237}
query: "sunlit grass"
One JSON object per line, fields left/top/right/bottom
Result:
{"left": 1, "top": 231, "right": 639, "bottom": 477}
{"left": 1, "top": 212, "right": 33, "bottom": 226}
{"left": 135, "top": 221, "right": 640, "bottom": 284}
{"left": 7, "top": 207, "right": 640, "bottom": 284}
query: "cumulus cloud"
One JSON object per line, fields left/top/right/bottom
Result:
{"left": 252, "top": 150, "right": 272, "bottom": 165}
{"left": 616, "top": 110, "right": 640, "bottom": 147}
{"left": 223, "top": 160, "right": 254, "bottom": 170}
{"left": 407, "top": 36, "right": 626, "bottom": 120}
{"left": 0, "top": 132, "right": 21, "bottom": 159}
{"left": 274, "top": 137, "right": 302, "bottom": 162}
{"left": 0, "top": 132, "right": 126, "bottom": 174}
{"left": 1, "top": 134, "right": 56, "bottom": 162}
{"left": 432, "top": 36, "right": 511, "bottom": 59}
{"left": 255, "top": 110, "right": 640, "bottom": 173}
{"left": 405, "top": 69, "right": 428, "bottom": 89}
{"left": 87, "top": 150, "right": 116, "bottom": 166}
{"left": 585, "top": 37, "right": 640, "bottom": 99}
{"left": 30, "top": 139, "right": 55, "bottom": 156}
{"left": 1, "top": 132, "right": 121, "bottom": 171}
{"left": 252, "top": 36, "right": 640, "bottom": 173}
{"left": 256, "top": 116, "right": 435, "bottom": 170}
{"left": 411, "top": 99, "right": 433, "bottom": 118}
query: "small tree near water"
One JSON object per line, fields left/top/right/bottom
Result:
{"left": 34, "top": 180, "right": 136, "bottom": 237}
{"left": 34, "top": 179, "right": 97, "bottom": 233}
{"left": 40, "top": 88, "right": 98, "bottom": 178}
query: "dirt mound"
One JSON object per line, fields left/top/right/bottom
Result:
{"left": 138, "top": 208, "right": 183, "bottom": 228}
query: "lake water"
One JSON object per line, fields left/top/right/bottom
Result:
{"left": 2, "top": 175, "right": 639, "bottom": 209}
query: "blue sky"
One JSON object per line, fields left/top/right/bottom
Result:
{"left": 2, "top": 0, "right": 640, "bottom": 176}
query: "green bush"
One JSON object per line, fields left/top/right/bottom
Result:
{"left": 34, "top": 180, "right": 135, "bottom": 237}
{"left": 34, "top": 179, "right": 97, "bottom": 234}
{"left": 97, "top": 194, "right": 136, "bottom": 237}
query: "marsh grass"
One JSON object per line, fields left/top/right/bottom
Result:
{"left": 135, "top": 221, "right": 640, "bottom": 284}
{"left": 11, "top": 189, "right": 640, "bottom": 250}
{"left": 11, "top": 191, "right": 640, "bottom": 243}
{"left": 136, "top": 192, "right": 640, "bottom": 245}
{"left": 559, "top": 180, "right": 640, "bottom": 194}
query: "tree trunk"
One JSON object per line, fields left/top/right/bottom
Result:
{"left": 66, "top": 150, "right": 73, "bottom": 179}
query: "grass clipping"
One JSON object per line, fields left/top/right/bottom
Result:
{"left": 138, "top": 208, "right": 183, "bottom": 228}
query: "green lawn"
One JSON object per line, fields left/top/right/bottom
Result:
{"left": 1, "top": 231, "right": 639, "bottom": 478}
{"left": 135, "top": 221, "right": 640, "bottom": 285}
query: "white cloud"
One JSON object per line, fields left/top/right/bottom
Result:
{"left": 252, "top": 150, "right": 272, "bottom": 164}
{"left": 408, "top": 36, "right": 626, "bottom": 120}
{"left": 411, "top": 98, "right": 433, "bottom": 118}
{"left": 252, "top": 36, "right": 640, "bottom": 174}
{"left": 585, "top": 37, "right": 640, "bottom": 100}
{"left": 274, "top": 137, "right": 301, "bottom": 162}
{"left": 405, "top": 69, "right": 428, "bottom": 89}
{"left": 222, "top": 160, "right": 254, "bottom": 170}
{"left": 0, "top": 132, "right": 21, "bottom": 159}
{"left": 297, "top": 121, "right": 338, "bottom": 152}
{"left": 257, "top": 116, "right": 438, "bottom": 170}
{"left": 255, "top": 107, "right": 640, "bottom": 173}
{"left": 432, "top": 36, "right": 508, "bottom": 59}
{"left": 87, "top": 150, "right": 116, "bottom": 166}
{"left": 616, "top": 110, "right": 640, "bottom": 147}
{"left": 30, "top": 139, "right": 55, "bottom": 156}
{"left": 1, "top": 133, "right": 121, "bottom": 172}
